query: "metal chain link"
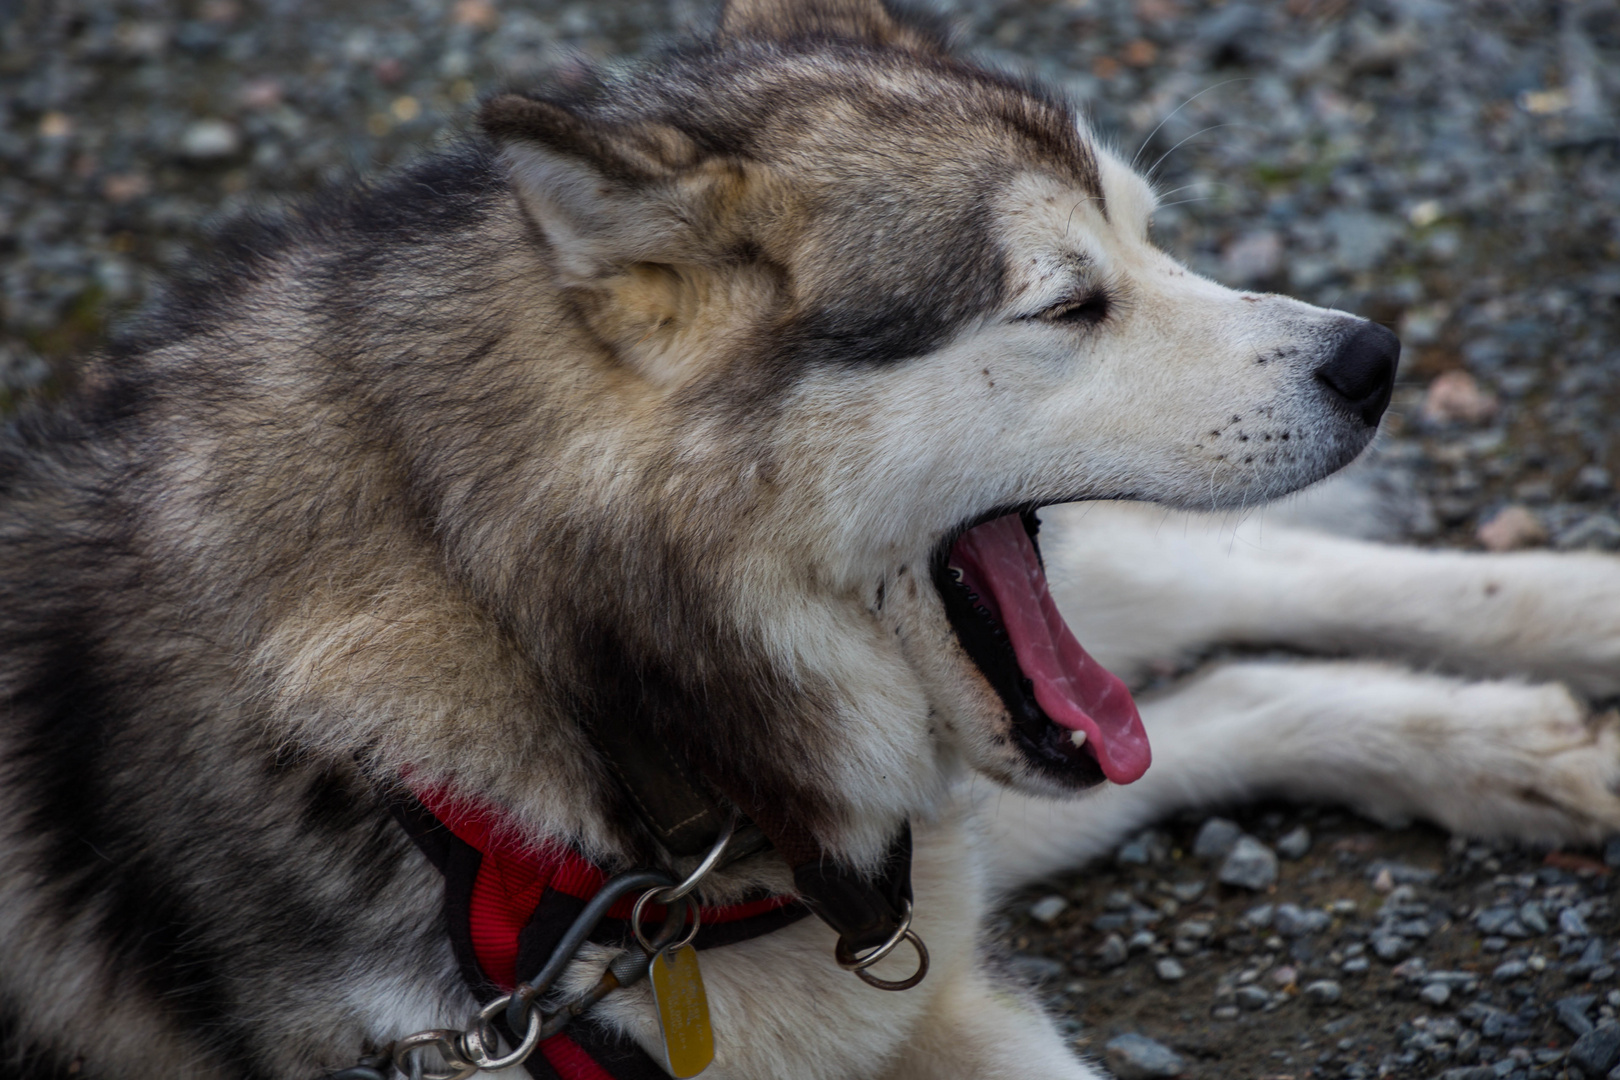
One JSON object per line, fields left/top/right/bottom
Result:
{"left": 320, "top": 820, "right": 740, "bottom": 1080}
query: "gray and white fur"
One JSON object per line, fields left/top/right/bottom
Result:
{"left": 2, "top": 2, "right": 1617, "bottom": 1077}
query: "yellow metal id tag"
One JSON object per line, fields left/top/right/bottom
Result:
{"left": 648, "top": 944, "right": 715, "bottom": 1078}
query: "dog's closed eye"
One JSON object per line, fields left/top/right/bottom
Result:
{"left": 1035, "top": 288, "right": 1111, "bottom": 327}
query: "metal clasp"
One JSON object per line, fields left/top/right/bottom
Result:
{"left": 832, "top": 899, "right": 930, "bottom": 992}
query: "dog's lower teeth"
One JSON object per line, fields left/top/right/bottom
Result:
{"left": 1068, "top": 729, "right": 1088, "bottom": 749}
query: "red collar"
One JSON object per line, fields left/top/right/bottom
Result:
{"left": 412, "top": 783, "right": 801, "bottom": 988}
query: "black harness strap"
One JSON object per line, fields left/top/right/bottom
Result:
{"left": 389, "top": 789, "right": 496, "bottom": 999}
{"left": 587, "top": 708, "right": 733, "bottom": 859}
{"left": 387, "top": 790, "right": 811, "bottom": 1080}
{"left": 587, "top": 721, "right": 917, "bottom": 955}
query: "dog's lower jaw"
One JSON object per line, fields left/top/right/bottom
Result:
{"left": 926, "top": 512, "right": 1139, "bottom": 790}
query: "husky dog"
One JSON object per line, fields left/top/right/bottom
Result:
{"left": 3, "top": 1, "right": 1618, "bottom": 1078}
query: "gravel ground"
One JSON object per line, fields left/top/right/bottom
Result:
{"left": 3, "top": 1, "right": 1618, "bottom": 1077}
{"left": 1008, "top": 806, "right": 1620, "bottom": 1080}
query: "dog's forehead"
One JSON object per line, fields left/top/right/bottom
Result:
{"left": 759, "top": 54, "right": 1097, "bottom": 191}
{"left": 994, "top": 150, "right": 1159, "bottom": 286}
{"left": 577, "top": 44, "right": 1114, "bottom": 364}
{"left": 663, "top": 53, "right": 1103, "bottom": 365}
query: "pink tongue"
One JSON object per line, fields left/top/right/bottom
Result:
{"left": 950, "top": 514, "right": 1151, "bottom": 784}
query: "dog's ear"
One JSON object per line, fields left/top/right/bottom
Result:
{"left": 719, "top": 0, "right": 951, "bottom": 54}
{"left": 480, "top": 93, "right": 752, "bottom": 280}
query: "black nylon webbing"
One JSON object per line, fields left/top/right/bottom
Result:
{"left": 386, "top": 789, "right": 811, "bottom": 1080}
{"left": 387, "top": 793, "right": 661, "bottom": 1078}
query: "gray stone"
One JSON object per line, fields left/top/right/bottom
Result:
{"left": 1342, "top": 956, "right": 1371, "bottom": 974}
{"left": 1235, "top": 985, "right": 1270, "bottom": 1010}
{"left": 1116, "top": 829, "right": 1171, "bottom": 865}
{"left": 1168, "top": 880, "right": 1206, "bottom": 904}
{"left": 1194, "top": 1, "right": 1264, "bottom": 56}
{"left": 1561, "top": 907, "right": 1592, "bottom": 938}
{"left": 1368, "top": 861, "right": 1439, "bottom": 886}
{"left": 1276, "top": 825, "right": 1312, "bottom": 860}
{"left": 1558, "top": 513, "right": 1620, "bottom": 552}
{"left": 1391, "top": 957, "right": 1428, "bottom": 982}
{"left": 1474, "top": 907, "right": 1518, "bottom": 935}
{"left": 1241, "top": 904, "right": 1274, "bottom": 929}
{"left": 1172, "top": 919, "right": 1214, "bottom": 956}
{"left": 1218, "top": 836, "right": 1279, "bottom": 891}
{"left": 1372, "top": 934, "right": 1410, "bottom": 962}
{"left": 1275, "top": 903, "right": 1332, "bottom": 937}
{"left": 1155, "top": 957, "right": 1186, "bottom": 982}
{"left": 1426, "top": 971, "right": 1479, "bottom": 988}
{"left": 1391, "top": 918, "right": 1436, "bottom": 939}
{"left": 1570, "top": 1023, "right": 1620, "bottom": 1076}
{"left": 1288, "top": 255, "right": 1338, "bottom": 291}
{"left": 1028, "top": 895, "right": 1068, "bottom": 925}
{"left": 1304, "top": 979, "right": 1343, "bottom": 1005}
{"left": 1103, "top": 1034, "right": 1186, "bottom": 1079}
{"left": 1575, "top": 465, "right": 1613, "bottom": 498}
{"left": 1127, "top": 930, "right": 1157, "bottom": 954}
{"left": 1096, "top": 934, "right": 1128, "bottom": 968}
{"left": 1557, "top": 994, "right": 1597, "bottom": 1038}
{"left": 1421, "top": 982, "right": 1453, "bottom": 1007}
{"left": 1433, "top": 1069, "right": 1494, "bottom": 1080}
{"left": 1492, "top": 960, "right": 1528, "bottom": 981}
{"left": 1573, "top": 938, "right": 1607, "bottom": 974}
{"left": 1517, "top": 902, "right": 1548, "bottom": 935}
{"left": 1192, "top": 817, "right": 1243, "bottom": 859}
{"left": 1115, "top": 837, "right": 1150, "bottom": 865}
{"left": 1323, "top": 209, "right": 1404, "bottom": 271}
{"left": 1429, "top": 1017, "right": 1462, "bottom": 1041}
{"left": 1221, "top": 229, "right": 1283, "bottom": 284}
{"left": 179, "top": 119, "right": 242, "bottom": 161}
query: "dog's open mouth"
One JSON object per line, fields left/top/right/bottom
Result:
{"left": 934, "top": 512, "right": 1151, "bottom": 787}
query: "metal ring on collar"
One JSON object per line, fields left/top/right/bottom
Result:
{"left": 460, "top": 992, "right": 545, "bottom": 1072}
{"left": 389, "top": 1030, "right": 478, "bottom": 1080}
{"left": 654, "top": 813, "right": 739, "bottom": 904}
{"left": 833, "top": 899, "right": 915, "bottom": 971}
{"left": 849, "top": 930, "right": 929, "bottom": 991}
{"left": 832, "top": 900, "right": 930, "bottom": 991}
{"left": 631, "top": 891, "right": 701, "bottom": 954}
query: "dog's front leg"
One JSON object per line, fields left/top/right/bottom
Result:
{"left": 1039, "top": 501, "right": 1620, "bottom": 698}
{"left": 880, "top": 966, "right": 1106, "bottom": 1080}
{"left": 975, "top": 659, "right": 1620, "bottom": 892}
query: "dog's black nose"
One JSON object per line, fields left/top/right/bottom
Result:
{"left": 1315, "top": 322, "right": 1400, "bottom": 427}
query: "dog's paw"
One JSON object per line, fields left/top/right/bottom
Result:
{"left": 1415, "top": 693, "right": 1620, "bottom": 849}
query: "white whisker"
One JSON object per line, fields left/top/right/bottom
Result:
{"left": 1152, "top": 181, "right": 1222, "bottom": 201}
{"left": 1146, "top": 122, "right": 1253, "bottom": 180}
{"left": 1130, "top": 78, "right": 1254, "bottom": 173}
{"left": 1064, "top": 196, "right": 1103, "bottom": 238}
